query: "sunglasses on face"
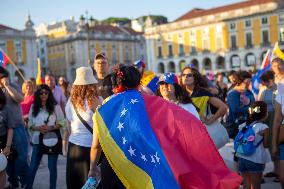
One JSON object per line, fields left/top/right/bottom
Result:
{"left": 40, "top": 91, "right": 48, "bottom": 96}
{"left": 181, "top": 73, "right": 194, "bottom": 78}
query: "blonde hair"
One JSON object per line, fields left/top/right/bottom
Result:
{"left": 22, "top": 80, "right": 34, "bottom": 95}
{"left": 71, "top": 84, "right": 99, "bottom": 111}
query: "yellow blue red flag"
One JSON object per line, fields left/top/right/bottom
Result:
{"left": 94, "top": 90, "right": 241, "bottom": 189}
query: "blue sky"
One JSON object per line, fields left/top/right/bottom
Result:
{"left": 1, "top": 0, "right": 243, "bottom": 29}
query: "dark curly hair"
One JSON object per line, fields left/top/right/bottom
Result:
{"left": 180, "top": 67, "right": 209, "bottom": 90}
{"left": 235, "top": 70, "right": 252, "bottom": 86}
{"left": 112, "top": 65, "right": 141, "bottom": 90}
{"left": 0, "top": 89, "right": 6, "bottom": 110}
{"left": 32, "top": 84, "right": 57, "bottom": 117}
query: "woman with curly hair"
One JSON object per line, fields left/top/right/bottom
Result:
{"left": 26, "top": 84, "right": 65, "bottom": 189}
{"left": 64, "top": 67, "right": 102, "bottom": 189}
{"left": 180, "top": 67, "right": 227, "bottom": 125}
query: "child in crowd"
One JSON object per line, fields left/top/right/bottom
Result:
{"left": 236, "top": 101, "right": 271, "bottom": 189}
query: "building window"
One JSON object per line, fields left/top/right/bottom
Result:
{"left": 262, "top": 17, "right": 268, "bottom": 25}
{"left": 230, "top": 23, "right": 236, "bottom": 30}
{"left": 280, "top": 14, "right": 284, "bottom": 22}
{"left": 40, "top": 48, "right": 45, "bottom": 54}
{"left": 262, "top": 30, "right": 269, "bottom": 45}
{"left": 230, "top": 35, "right": 237, "bottom": 49}
{"left": 0, "top": 41, "right": 6, "bottom": 52}
{"left": 14, "top": 41, "right": 22, "bottom": 63}
{"left": 231, "top": 55, "right": 241, "bottom": 68}
{"left": 168, "top": 44, "right": 173, "bottom": 57}
{"left": 246, "top": 33, "right": 252, "bottom": 48}
{"left": 245, "top": 20, "right": 251, "bottom": 28}
{"left": 280, "top": 28, "right": 284, "bottom": 42}
{"left": 245, "top": 53, "right": 256, "bottom": 66}
{"left": 203, "top": 39, "right": 209, "bottom": 51}
{"left": 190, "top": 41, "right": 196, "bottom": 53}
{"left": 158, "top": 46, "right": 162, "bottom": 58}
{"left": 179, "top": 44, "right": 184, "bottom": 56}
{"left": 216, "top": 37, "right": 222, "bottom": 50}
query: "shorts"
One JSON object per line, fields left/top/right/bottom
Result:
{"left": 279, "top": 144, "right": 284, "bottom": 160}
{"left": 238, "top": 157, "right": 265, "bottom": 173}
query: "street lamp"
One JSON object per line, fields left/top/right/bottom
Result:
{"left": 80, "top": 13, "right": 95, "bottom": 65}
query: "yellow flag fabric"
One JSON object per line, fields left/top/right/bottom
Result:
{"left": 273, "top": 42, "right": 284, "bottom": 60}
{"left": 36, "top": 58, "right": 42, "bottom": 85}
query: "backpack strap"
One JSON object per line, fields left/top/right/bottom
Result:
{"left": 74, "top": 105, "right": 93, "bottom": 134}
{"left": 250, "top": 121, "right": 264, "bottom": 148}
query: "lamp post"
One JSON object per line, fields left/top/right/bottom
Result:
{"left": 80, "top": 12, "right": 95, "bottom": 66}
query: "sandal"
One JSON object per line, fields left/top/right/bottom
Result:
{"left": 264, "top": 172, "right": 277, "bottom": 177}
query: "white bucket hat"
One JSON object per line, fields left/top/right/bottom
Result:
{"left": 73, "top": 67, "right": 98, "bottom": 85}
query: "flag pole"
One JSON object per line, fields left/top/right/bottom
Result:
{"left": 0, "top": 48, "right": 25, "bottom": 81}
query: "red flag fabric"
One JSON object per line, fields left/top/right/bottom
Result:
{"left": 143, "top": 94, "right": 242, "bottom": 189}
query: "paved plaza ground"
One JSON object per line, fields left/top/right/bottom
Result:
{"left": 28, "top": 141, "right": 281, "bottom": 189}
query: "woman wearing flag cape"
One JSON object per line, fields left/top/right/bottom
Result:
{"left": 89, "top": 65, "right": 242, "bottom": 189}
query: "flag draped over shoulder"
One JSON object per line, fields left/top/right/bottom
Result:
{"left": 252, "top": 50, "right": 271, "bottom": 95}
{"left": 94, "top": 90, "right": 241, "bottom": 189}
{"left": 0, "top": 50, "right": 9, "bottom": 67}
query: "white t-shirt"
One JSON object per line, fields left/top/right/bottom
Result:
{"left": 237, "top": 122, "right": 271, "bottom": 164}
{"left": 179, "top": 103, "right": 200, "bottom": 120}
{"left": 65, "top": 99, "right": 96, "bottom": 147}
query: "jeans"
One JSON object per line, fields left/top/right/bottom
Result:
{"left": 26, "top": 144, "right": 58, "bottom": 189}
{"left": 6, "top": 124, "right": 29, "bottom": 188}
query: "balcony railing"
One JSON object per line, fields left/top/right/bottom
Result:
{"left": 230, "top": 46, "right": 238, "bottom": 51}
{"left": 245, "top": 44, "right": 253, "bottom": 49}
{"left": 261, "top": 42, "right": 271, "bottom": 47}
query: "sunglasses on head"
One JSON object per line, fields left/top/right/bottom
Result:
{"left": 181, "top": 73, "right": 193, "bottom": 78}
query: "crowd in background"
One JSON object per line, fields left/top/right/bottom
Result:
{"left": 0, "top": 51, "right": 284, "bottom": 189}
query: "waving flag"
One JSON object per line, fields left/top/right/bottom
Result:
{"left": 252, "top": 50, "right": 271, "bottom": 95}
{"left": 273, "top": 42, "right": 284, "bottom": 60}
{"left": 140, "top": 70, "right": 159, "bottom": 93}
{"left": 94, "top": 90, "right": 241, "bottom": 189}
{"left": 0, "top": 50, "right": 9, "bottom": 67}
{"left": 36, "top": 58, "right": 42, "bottom": 85}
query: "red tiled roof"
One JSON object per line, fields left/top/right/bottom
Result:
{"left": 175, "top": 0, "right": 277, "bottom": 22}
{"left": 121, "top": 27, "right": 143, "bottom": 35}
{"left": 0, "top": 24, "right": 20, "bottom": 32}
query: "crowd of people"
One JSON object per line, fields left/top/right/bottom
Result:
{"left": 0, "top": 51, "right": 283, "bottom": 189}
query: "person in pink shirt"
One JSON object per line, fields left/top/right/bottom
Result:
{"left": 21, "top": 80, "right": 35, "bottom": 126}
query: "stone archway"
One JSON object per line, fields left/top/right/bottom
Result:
{"left": 190, "top": 59, "right": 199, "bottom": 70}
{"left": 157, "top": 62, "right": 165, "bottom": 74}
{"left": 216, "top": 56, "right": 225, "bottom": 69}
{"left": 203, "top": 57, "right": 212, "bottom": 70}
{"left": 230, "top": 55, "right": 241, "bottom": 68}
{"left": 245, "top": 53, "right": 256, "bottom": 67}
{"left": 168, "top": 61, "right": 176, "bottom": 73}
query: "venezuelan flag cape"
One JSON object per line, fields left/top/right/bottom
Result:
{"left": 140, "top": 70, "right": 159, "bottom": 93}
{"left": 94, "top": 90, "right": 241, "bottom": 189}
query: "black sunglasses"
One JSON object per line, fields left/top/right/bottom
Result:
{"left": 181, "top": 73, "right": 194, "bottom": 78}
{"left": 40, "top": 91, "right": 48, "bottom": 95}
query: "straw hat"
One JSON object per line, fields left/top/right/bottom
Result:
{"left": 73, "top": 67, "right": 98, "bottom": 85}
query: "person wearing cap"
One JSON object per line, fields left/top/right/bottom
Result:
{"left": 133, "top": 59, "right": 159, "bottom": 94}
{"left": 93, "top": 52, "right": 114, "bottom": 99}
{"left": 63, "top": 67, "right": 102, "bottom": 189}
{"left": 0, "top": 67, "right": 30, "bottom": 189}
{"left": 156, "top": 73, "right": 200, "bottom": 120}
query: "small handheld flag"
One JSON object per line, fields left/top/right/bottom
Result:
{"left": 36, "top": 58, "right": 42, "bottom": 85}
{"left": 0, "top": 50, "right": 9, "bottom": 67}
{"left": 252, "top": 50, "right": 271, "bottom": 95}
{"left": 273, "top": 42, "right": 284, "bottom": 60}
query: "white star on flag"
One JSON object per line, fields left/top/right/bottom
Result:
{"left": 141, "top": 153, "right": 147, "bottom": 161}
{"left": 117, "top": 122, "right": 124, "bottom": 131}
{"left": 150, "top": 155, "right": 156, "bottom": 163}
{"left": 128, "top": 146, "right": 136, "bottom": 156}
{"left": 154, "top": 152, "right": 160, "bottom": 163}
{"left": 130, "top": 99, "right": 139, "bottom": 104}
{"left": 122, "top": 137, "right": 127, "bottom": 145}
{"left": 120, "top": 108, "right": 127, "bottom": 117}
